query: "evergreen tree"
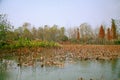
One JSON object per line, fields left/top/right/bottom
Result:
{"left": 111, "top": 19, "right": 117, "bottom": 39}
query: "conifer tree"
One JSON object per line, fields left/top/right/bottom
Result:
{"left": 98, "top": 25, "right": 105, "bottom": 39}
{"left": 107, "top": 28, "right": 111, "bottom": 40}
{"left": 111, "top": 19, "right": 117, "bottom": 39}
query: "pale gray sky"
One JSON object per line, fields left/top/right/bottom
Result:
{"left": 0, "top": 0, "right": 120, "bottom": 28}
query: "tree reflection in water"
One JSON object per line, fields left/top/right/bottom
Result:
{"left": 0, "top": 59, "right": 9, "bottom": 80}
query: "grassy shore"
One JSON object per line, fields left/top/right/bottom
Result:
{"left": 0, "top": 44, "right": 120, "bottom": 67}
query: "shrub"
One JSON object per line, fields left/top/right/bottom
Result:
{"left": 0, "top": 39, "right": 61, "bottom": 49}
{"left": 114, "top": 40, "right": 120, "bottom": 45}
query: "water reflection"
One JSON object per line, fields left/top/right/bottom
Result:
{"left": 0, "top": 58, "right": 120, "bottom": 80}
{"left": 0, "top": 59, "right": 9, "bottom": 80}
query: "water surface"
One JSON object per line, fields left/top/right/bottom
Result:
{"left": 0, "top": 58, "right": 120, "bottom": 80}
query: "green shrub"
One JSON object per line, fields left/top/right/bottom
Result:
{"left": 114, "top": 40, "right": 120, "bottom": 45}
{"left": 0, "top": 38, "right": 61, "bottom": 49}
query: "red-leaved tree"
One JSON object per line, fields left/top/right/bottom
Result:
{"left": 98, "top": 25, "right": 105, "bottom": 39}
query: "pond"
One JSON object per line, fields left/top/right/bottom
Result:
{"left": 0, "top": 58, "right": 120, "bottom": 80}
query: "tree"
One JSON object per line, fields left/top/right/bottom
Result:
{"left": 20, "top": 22, "right": 32, "bottom": 40}
{"left": 32, "top": 27, "right": 38, "bottom": 40}
{"left": 59, "top": 27, "right": 68, "bottom": 41}
{"left": 43, "top": 25, "right": 50, "bottom": 41}
{"left": 114, "top": 19, "right": 120, "bottom": 40}
{"left": 93, "top": 27, "right": 99, "bottom": 39}
{"left": 80, "top": 23, "right": 93, "bottom": 42}
{"left": 111, "top": 19, "right": 117, "bottom": 39}
{"left": 0, "top": 14, "right": 12, "bottom": 41}
{"left": 77, "top": 28, "right": 80, "bottom": 40}
{"left": 107, "top": 28, "right": 111, "bottom": 40}
{"left": 37, "top": 27, "right": 44, "bottom": 40}
{"left": 98, "top": 25, "right": 105, "bottom": 39}
{"left": 13, "top": 29, "right": 20, "bottom": 40}
{"left": 22, "top": 22, "right": 31, "bottom": 29}
{"left": 6, "top": 31, "right": 15, "bottom": 40}
{"left": 14, "top": 27, "right": 23, "bottom": 39}
{"left": 66, "top": 27, "right": 76, "bottom": 39}
{"left": 49, "top": 25, "right": 59, "bottom": 41}
{"left": 23, "top": 28, "right": 32, "bottom": 40}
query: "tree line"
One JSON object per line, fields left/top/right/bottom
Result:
{"left": 0, "top": 14, "right": 120, "bottom": 46}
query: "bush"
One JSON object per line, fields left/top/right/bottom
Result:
{"left": 61, "top": 35, "right": 68, "bottom": 41}
{"left": 114, "top": 40, "right": 120, "bottom": 45}
{"left": 0, "top": 41, "right": 7, "bottom": 48}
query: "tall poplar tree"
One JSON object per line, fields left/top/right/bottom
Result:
{"left": 111, "top": 19, "right": 117, "bottom": 39}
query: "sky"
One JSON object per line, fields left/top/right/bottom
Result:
{"left": 0, "top": 0, "right": 120, "bottom": 28}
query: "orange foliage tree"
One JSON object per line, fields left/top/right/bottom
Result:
{"left": 98, "top": 25, "right": 105, "bottom": 39}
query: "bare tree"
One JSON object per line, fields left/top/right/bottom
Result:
{"left": 80, "top": 23, "right": 93, "bottom": 43}
{"left": 66, "top": 27, "right": 77, "bottom": 39}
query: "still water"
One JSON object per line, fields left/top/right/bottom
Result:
{"left": 0, "top": 58, "right": 120, "bottom": 80}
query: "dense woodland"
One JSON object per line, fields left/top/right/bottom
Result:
{"left": 0, "top": 14, "right": 120, "bottom": 48}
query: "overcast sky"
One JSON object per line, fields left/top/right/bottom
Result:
{"left": 0, "top": 0, "right": 120, "bottom": 28}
